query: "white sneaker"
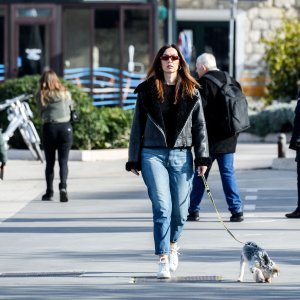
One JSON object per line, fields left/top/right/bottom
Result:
{"left": 169, "top": 245, "right": 180, "bottom": 272}
{"left": 157, "top": 257, "right": 171, "bottom": 279}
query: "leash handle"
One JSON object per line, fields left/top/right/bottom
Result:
{"left": 201, "top": 175, "right": 245, "bottom": 245}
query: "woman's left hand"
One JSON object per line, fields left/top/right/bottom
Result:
{"left": 197, "top": 166, "right": 207, "bottom": 176}
{"left": 131, "top": 169, "right": 140, "bottom": 176}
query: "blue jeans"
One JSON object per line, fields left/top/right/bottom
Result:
{"left": 141, "top": 148, "right": 193, "bottom": 255}
{"left": 189, "top": 153, "right": 242, "bottom": 214}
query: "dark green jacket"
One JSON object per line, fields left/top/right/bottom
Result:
{"left": 36, "top": 91, "right": 73, "bottom": 124}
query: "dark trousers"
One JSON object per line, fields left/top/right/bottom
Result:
{"left": 189, "top": 153, "right": 242, "bottom": 214}
{"left": 42, "top": 122, "right": 73, "bottom": 192}
{"left": 297, "top": 162, "right": 300, "bottom": 208}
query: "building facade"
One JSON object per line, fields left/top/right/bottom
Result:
{"left": 175, "top": 0, "right": 300, "bottom": 96}
{"left": 0, "top": 0, "right": 299, "bottom": 106}
{"left": 0, "top": 0, "right": 157, "bottom": 109}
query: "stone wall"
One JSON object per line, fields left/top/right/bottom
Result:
{"left": 241, "top": 0, "right": 298, "bottom": 96}
{"left": 242, "top": 1, "right": 298, "bottom": 67}
{"left": 175, "top": 0, "right": 300, "bottom": 97}
{"left": 177, "top": 0, "right": 298, "bottom": 10}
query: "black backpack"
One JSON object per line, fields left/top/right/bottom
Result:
{"left": 204, "top": 72, "right": 250, "bottom": 138}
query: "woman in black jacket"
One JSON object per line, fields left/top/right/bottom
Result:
{"left": 126, "top": 44, "right": 210, "bottom": 279}
{"left": 286, "top": 90, "right": 300, "bottom": 218}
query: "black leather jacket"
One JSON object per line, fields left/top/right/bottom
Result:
{"left": 126, "top": 77, "right": 210, "bottom": 171}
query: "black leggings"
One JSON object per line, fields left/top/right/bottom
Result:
{"left": 42, "top": 122, "right": 73, "bottom": 191}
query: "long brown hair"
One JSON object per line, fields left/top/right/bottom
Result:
{"left": 147, "top": 44, "right": 198, "bottom": 103}
{"left": 38, "top": 70, "right": 67, "bottom": 106}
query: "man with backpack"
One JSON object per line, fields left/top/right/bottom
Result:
{"left": 188, "top": 53, "right": 248, "bottom": 222}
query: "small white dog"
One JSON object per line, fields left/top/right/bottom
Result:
{"left": 237, "top": 241, "right": 280, "bottom": 283}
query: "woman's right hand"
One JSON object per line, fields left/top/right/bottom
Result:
{"left": 197, "top": 165, "right": 207, "bottom": 176}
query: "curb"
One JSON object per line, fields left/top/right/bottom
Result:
{"left": 238, "top": 132, "right": 291, "bottom": 143}
{"left": 7, "top": 148, "right": 128, "bottom": 161}
{"left": 272, "top": 157, "right": 296, "bottom": 170}
{"left": 7, "top": 144, "right": 297, "bottom": 171}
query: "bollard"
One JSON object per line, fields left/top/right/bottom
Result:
{"left": 277, "top": 133, "right": 287, "bottom": 158}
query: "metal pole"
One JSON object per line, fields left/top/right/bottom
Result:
{"left": 277, "top": 133, "right": 287, "bottom": 158}
{"left": 168, "top": 0, "right": 176, "bottom": 44}
{"left": 150, "top": 0, "right": 159, "bottom": 52}
{"left": 229, "top": 0, "right": 237, "bottom": 77}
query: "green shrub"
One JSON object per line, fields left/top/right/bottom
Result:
{"left": 248, "top": 102, "right": 296, "bottom": 136}
{"left": 0, "top": 75, "right": 133, "bottom": 149}
{"left": 262, "top": 18, "right": 300, "bottom": 102}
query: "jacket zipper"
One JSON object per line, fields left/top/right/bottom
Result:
{"left": 176, "top": 101, "right": 198, "bottom": 145}
{"left": 147, "top": 113, "right": 167, "bottom": 146}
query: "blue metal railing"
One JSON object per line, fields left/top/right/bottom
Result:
{"left": 64, "top": 67, "right": 145, "bottom": 110}
{"left": 0, "top": 64, "right": 5, "bottom": 81}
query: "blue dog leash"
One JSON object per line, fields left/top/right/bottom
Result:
{"left": 201, "top": 175, "right": 246, "bottom": 245}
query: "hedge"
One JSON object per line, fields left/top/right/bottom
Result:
{"left": 0, "top": 75, "right": 297, "bottom": 148}
{"left": 0, "top": 75, "right": 133, "bottom": 150}
{"left": 247, "top": 101, "right": 296, "bottom": 137}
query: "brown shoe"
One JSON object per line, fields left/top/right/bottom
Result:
{"left": 285, "top": 208, "right": 300, "bottom": 218}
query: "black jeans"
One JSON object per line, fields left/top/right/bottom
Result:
{"left": 42, "top": 122, "right": 73, "bottom": 192}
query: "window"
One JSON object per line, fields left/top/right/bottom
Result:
{"left": 63, "top": 9, "right": 91, "bottom": 93}
{"left": 17, "top": 8, "right": 52, "bottom": 17}
{"left": 92, "top": 9, "right": 121, "bottom": 105}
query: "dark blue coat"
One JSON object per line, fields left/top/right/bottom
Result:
{"left": 198, "top": 70, "right": 239, "bottom": 154}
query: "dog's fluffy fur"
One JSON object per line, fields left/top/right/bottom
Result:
{"left": 237, "top": 241, "right": 280, "bottom": 283}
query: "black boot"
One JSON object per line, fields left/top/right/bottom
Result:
{"left": 42, "top": 189, "right": 53, "bottom": 201}
{"left": 59, "top": 183, "right": 68, "bottom": 202}
{"left": 187, "top": 211, "right": 200, "bottom": 221}
{"left": 60, "top": 189, "right": 68, "bottom": 202}
{"left": 230, "top": 212, "right": 244, "bottom": 222}
{"left": 285, "top": 208, "right": 300, "bottom": 218}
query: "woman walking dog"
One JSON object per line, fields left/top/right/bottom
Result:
{"left": 126, "top": 44, "right": 210, "bottom": 279}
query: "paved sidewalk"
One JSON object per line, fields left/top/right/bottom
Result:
{"left": 0, "top": 143, "right": 299, "bottom": 299}
{"left": 3, "top": 143, "right": 287, "bottom": 222}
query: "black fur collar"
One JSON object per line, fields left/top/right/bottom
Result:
{"left": 135, "top": 77, "right": 199, "bottom": 141}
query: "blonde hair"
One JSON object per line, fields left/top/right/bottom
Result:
{"left": 38, "top": 70, "right": 68, "bottom": 106}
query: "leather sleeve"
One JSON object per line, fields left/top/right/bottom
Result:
{"left": 125, "top": 93, "right": 146, "bottom": 171}
{"left": 192, "top": 92, "right": 211, "bottom": 167}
